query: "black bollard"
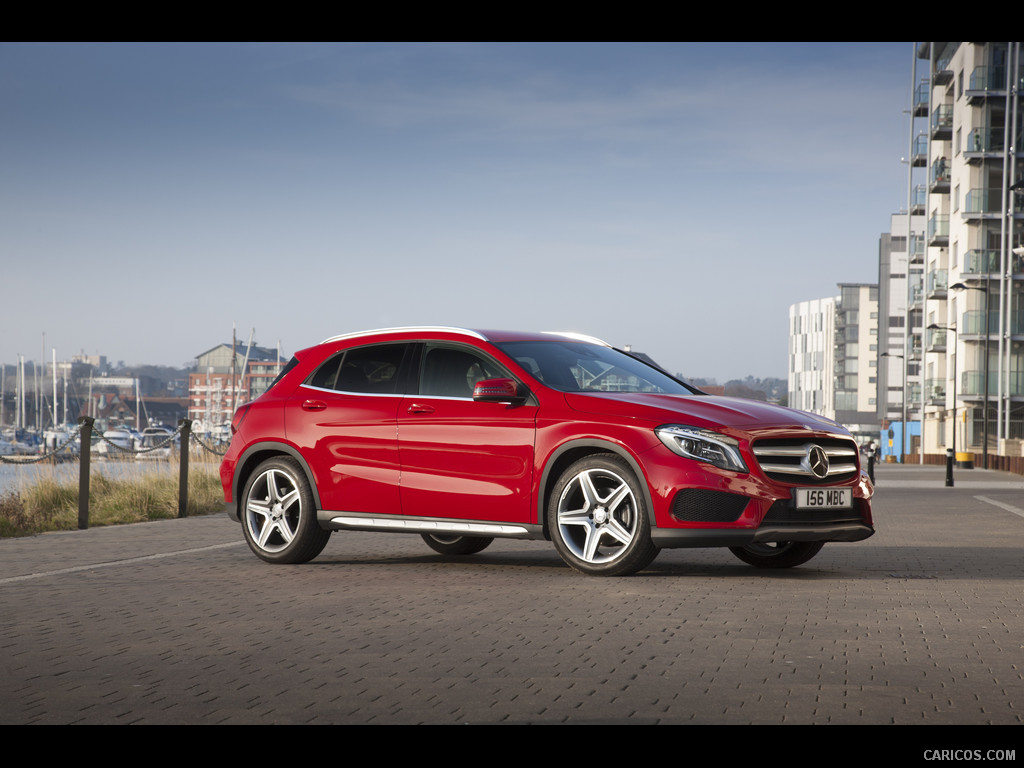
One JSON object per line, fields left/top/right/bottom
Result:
{"left": 945, "top": 447, "right": 954, "bottom": 487}
{"left": 178, "top": 419, "right": 192, "bottom": 518}
{"left": 78, "top": 417, "right": 93, "bottom": 529}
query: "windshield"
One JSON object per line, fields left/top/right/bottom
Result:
{"left": 495, "top": 340, "right": 698, "bottom": 395}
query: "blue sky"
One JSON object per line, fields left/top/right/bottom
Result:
{"left": 1, "top": 42, "right": 913, "bottom": 382}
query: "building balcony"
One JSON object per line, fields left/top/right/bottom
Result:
{"left": 964, "top": 127, "right": 1006, "bottom": 162}
{"left": 930, "top": 105, "right": 953, "bottom": 139}
{"left": 926, "top": 327, "right": 947, "bottom": 352}
{"left": 925, "top": 378, "right": 946, "bottom": 403}
{"left": 966, "top": 66, "right": 1008, "bottom": 103}
{"left": 912, "top": 133, "right": 929, "bottom": 167}
{"left": 961, "top": 371, "right": 1024, "bottom": 398}
{"left": 928, "top": 214, "right": 949, "bottom": 246}
{"left": 926, "top": 268, "right": 948, "bottom": 298}
{"left": 909, "top": 336, "right": 923, "bottom": 361}
{"left": 932, "top": 57, "right": 953, "bottom": 85}
{"left": 963, "top": 249, "right": 1001, "bottom": 276}
{"left": 960, "top": 309, "right": 1024, "bottom": 337}
{"left": 963, "top": 188, "right": 1024, "bottom": 219}
{"left": 929, "top": 158, "right": 950, "bottom": 192}
{"left": 910, "top": 184, "right": 927, "bottom": 215}
{"left": 909, "top": 281, "right": 924, "bottom": 308}
{"left": 913, "top": 79, "right": 930, "bottom": 116}
{"left": 909, "top": 233, "right": 925, "bottom": 264}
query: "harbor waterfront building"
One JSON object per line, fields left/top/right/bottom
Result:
{"left": 788, "top": 284, "right": 879, "bottom": 446}
{"left": 907, "top": 42, "right": 1024, "bottom": 464}
{"left": 188, "top": 343, "right": 286, "bottom": 435}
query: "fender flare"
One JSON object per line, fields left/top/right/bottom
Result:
{"left": 231, "top": 441, "right": 323, "bottom": 517}
{"left": 537, "top": 439, "right": 656, "bottom": 531}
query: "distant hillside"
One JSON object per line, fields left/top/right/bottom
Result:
{"left": 681, "top": 375, "right": 787, "bottom": 405}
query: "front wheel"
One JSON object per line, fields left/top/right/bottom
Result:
{"left": 241, "top": 457, "right": 330, "bottom": 564}
{"left": 420, "top": 533, "right": 494, "bottom": 555}
{"left": 729, "top": 541, "right": 824, "bottom": 569}
{"left": 548, "top": 454, "right": 658, "bottom": 576}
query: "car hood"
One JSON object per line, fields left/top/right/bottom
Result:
{"left": 563, "top": 392, "right": 849, "bottom": 436}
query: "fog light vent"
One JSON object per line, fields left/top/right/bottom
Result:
{"left": 671, "top": 489, "right": 749, "bottom": 522}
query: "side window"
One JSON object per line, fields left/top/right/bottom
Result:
{"left": 307, "top": 353, "right": 343, "bottom": 390}
{"left": 306, "top": 344, "right": 408, "bottom": 394}
{"left": 418, "top": 344, "right": 508, "bottom": 398}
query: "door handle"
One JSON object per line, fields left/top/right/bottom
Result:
{"left": 301, "top": 399, "right": 327, "bottom": 412}
{"left": 406, "top": 403, "right": 435, "bottom": 414}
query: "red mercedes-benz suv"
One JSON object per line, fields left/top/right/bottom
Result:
{"left": 219, "top": 327, "right": 874, "bottom": 576}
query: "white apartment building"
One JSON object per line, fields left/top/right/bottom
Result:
{"left": 789, "top": 284, "right": 878, "bottom": 445}
{"left": 876, "top": 213, "right": 925, "bottom": 459}
{"left": 909, "top": 42, "right": 1023, "bottom": 464}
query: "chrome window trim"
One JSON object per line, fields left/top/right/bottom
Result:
{"left": 298, "top": 384, "right": 407, "bottom": 398}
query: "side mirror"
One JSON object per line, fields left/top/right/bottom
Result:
{"left": 472, "top": 378, "right": 528, "bottom": 405}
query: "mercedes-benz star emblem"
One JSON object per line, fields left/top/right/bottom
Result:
{"left": 807, "top": 445, "right": 830, "bottom": 479}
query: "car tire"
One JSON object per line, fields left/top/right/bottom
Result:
{"left": 728, "top": 541, "right": 825, "bottom": 569}
{"left": 241, "top": 456, "right": 330, "bottom": 564}
{"left": 420, "top": 533, "right": 494, "bottom": 555}
{"left": 548, "top": 454, "right": 658, "bottom": 576}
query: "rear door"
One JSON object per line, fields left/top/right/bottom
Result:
{"left": 285, "top": 342, "right": 411, "bottom": 514}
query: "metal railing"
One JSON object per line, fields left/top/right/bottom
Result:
{"left": 0, "top": 418, "right": 225, "bottom": 529}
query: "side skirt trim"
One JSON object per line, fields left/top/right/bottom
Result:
{"left": 321, "top": 511, "right": 542, "bottom": 539}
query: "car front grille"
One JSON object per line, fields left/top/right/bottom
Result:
{"left": 671, "top": 489, "right": 750, "bottom": 523}
{"left": 751, "top": 437, "right": 860, "bottom": 485}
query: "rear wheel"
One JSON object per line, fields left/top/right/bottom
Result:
{"left": 420, "top": 533, "right": 494, "bottom": 555}
{"left": 548, "top": 454, "right": 658, "bottom": 576}
{"left": 729, "top": 541, "right": 824, "bottom": 569}
{"left": 241, "top": 457, "right": 330, "bottom": 564}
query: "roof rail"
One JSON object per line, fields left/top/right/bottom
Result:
{"left": 320, "top": 327, "right": 488, "bottom": 344}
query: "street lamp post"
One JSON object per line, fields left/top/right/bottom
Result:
{"left": 928, "top": 322, "right": 957, "bottom": 486}
{"left": 950, "top": 281, "right": 989, "bottom": 469}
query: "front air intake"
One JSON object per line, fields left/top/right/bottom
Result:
{"left": 671, "top": 489, "right": 750, "bottom": 523}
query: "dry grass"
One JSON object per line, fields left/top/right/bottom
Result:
{"left": 0, "top": 456, "right": 225, "bottom": 537}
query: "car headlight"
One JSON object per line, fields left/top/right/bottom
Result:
{"left": 655, "top": 425, "right": 748, "bottom": 473}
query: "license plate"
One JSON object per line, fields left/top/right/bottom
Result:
{"left": 794, "top": 488, "right": 852, "bottom": 509}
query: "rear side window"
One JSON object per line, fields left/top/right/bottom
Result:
{"left": 267, "top": 356, "right": 300, "bottom": 392}
{"left": 306, "top": 343, "right": 408, "bottom": 394}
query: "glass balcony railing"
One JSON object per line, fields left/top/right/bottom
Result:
{"left": 961, "top": 310, "right": 1024, "bottom": 335}
{"left": 927, "top": 269, "right": 948, "bottom": 295}
{"left": 930, "top": 158, "right": 950, "bottom": 186}
{"left": 969, "top": 66, "right": 1006, "bottom": 92}
{"left": 926, "top": 327, "right": 947, "bottom": 349}
{"left": 963, "top": 249, "right": 1000, "bottom": 274}
{"left": 965, "top": 188, "right": 1003, "bottom": 214}
{"left": 931, "top": 105, "right": 953, "bottom": 135}
{"left": 925, "top": 378, "right": 946, "bottom": 401}
{"left": 912, "top": 184, "right": 927, "bottom": 210}
{"left": 914, "top": 80, "right": 930, "bottom": 110}
{"left": 929, "top": 214, "right": 949, "bottom": 241}
{"left": 963, "top": 249, "right": 1024, "bottom": 275}
{"left": 966, "top": 127, "right": 1004, "bottom": 153}
{"left": 961, "top": 371, "right": 1024, "bottom": 397}
{"left": 910, "top": 234, "right": 925, "bottom": 261}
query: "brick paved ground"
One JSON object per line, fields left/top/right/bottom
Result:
{"left": 1, "top": 464, "right": 1022, "bottom": 730}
